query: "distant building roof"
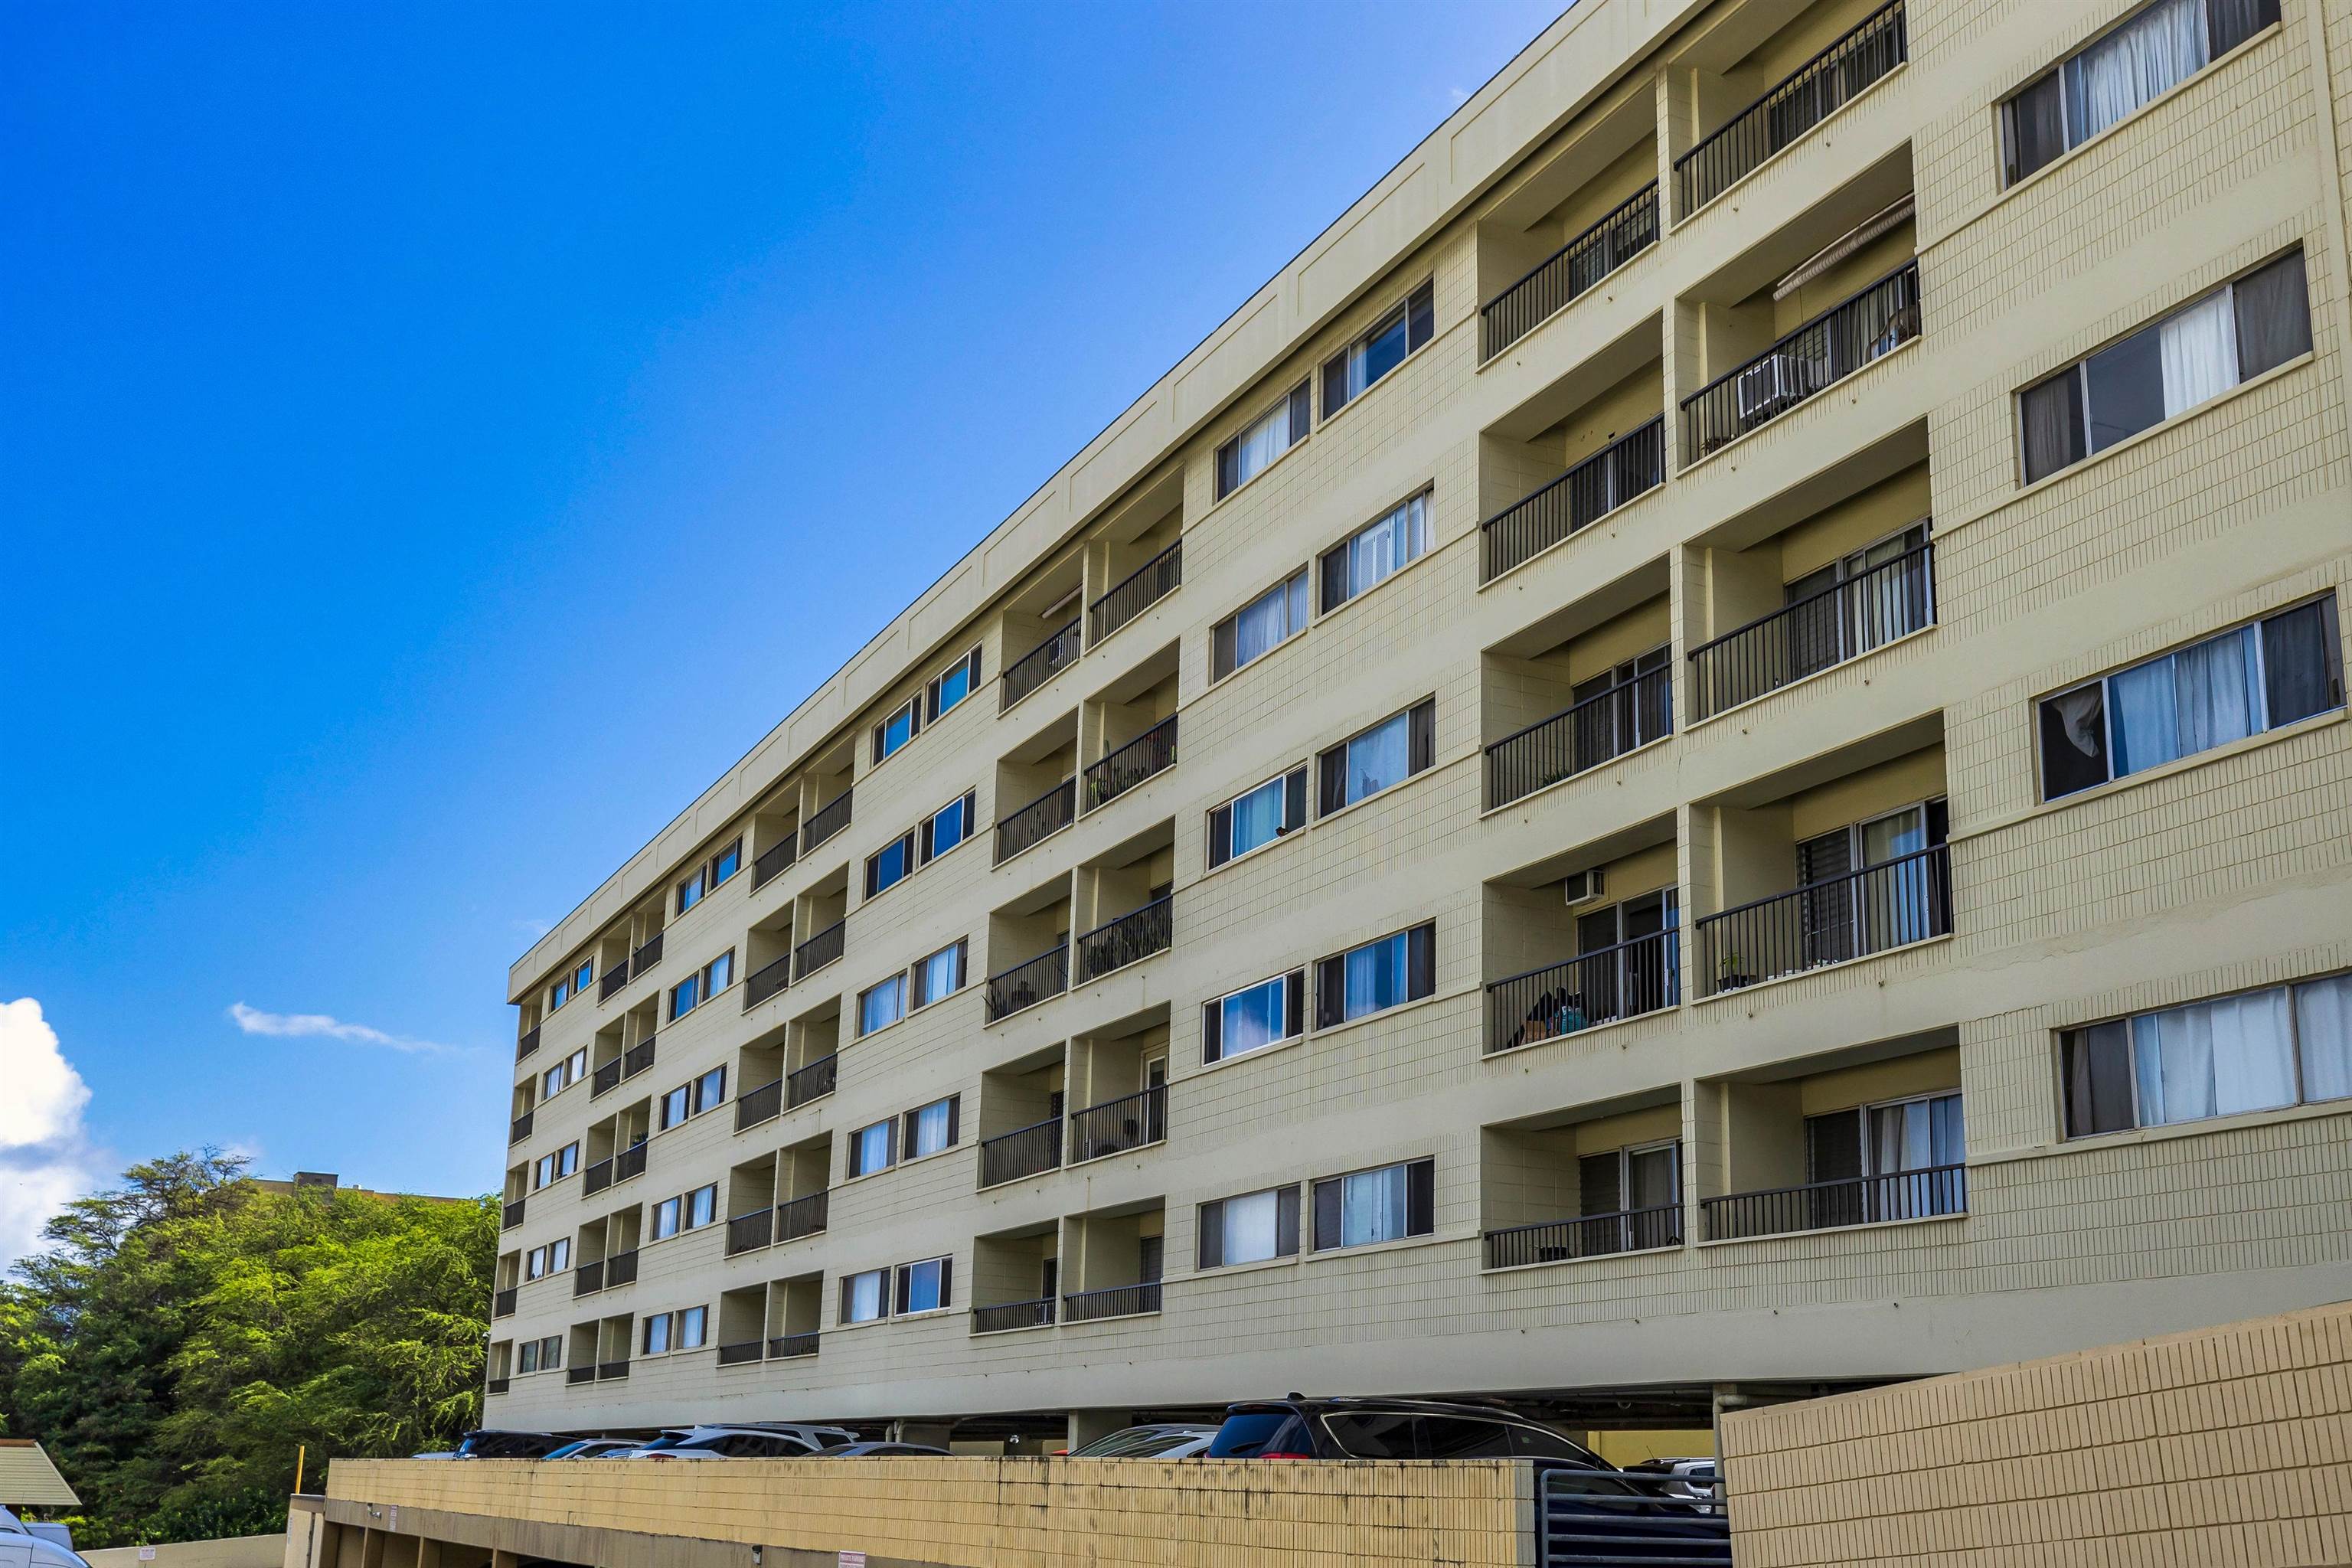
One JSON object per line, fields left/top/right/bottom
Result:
{"left": 0, "top": 1440, "right": 79, "bottom": 1508}
{"left": 246, "top": 1172, "right": 472, "bottom": 1206}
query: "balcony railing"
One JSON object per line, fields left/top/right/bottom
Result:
{"left": 501, "top": 1198, "right": 524, "bottom": 1230}
{"left": 631, "top": 929, "right": 664, "bottom": 978}
{"left": 972, "top": 1298, "right": 1056, "bottom": 1334}
{"left": 599, "top": 964, "right": 629, "bottom": 1002}
{"left": 1681, "top": 260, "right": 1920, "bottom": 462}
{"left": 1089, "top": 540, "right": 1183, "bottom": 644}
{"left": 1063, "top": 1282, "right": 1161, "bottom": 1322}
{"left": 1480, "top": 417, "right": 1664, "bottom": 583}
{"left": 1485, "top": 930, "right": 1681, "bottom": 1054}
{"left": 725, "top": 1207, "right": 774, "bottom": 1256}
{"left": 1674, "top": 0, "right": 1907, "bottom": 217}
{"left": 1076, "top": 896, "right": 1172, "bottom": 984}
{"left": 566, "top": 1366, "right": 594, "bottom": 1385}
{"left": 1484, "top": 664, "right": 1671, "bottom": 809}
{"left": 1484, "top": 1203, "right": 1683, "bottom": 1269}
{"left": 752, "top": 834, "right": 798, "bottom": 890}
{"left": 801, "top": 789, "right": 853, "bottom": 855}
{"left": 793, "top": 919, "right": 845, "bottom": 981}
{"left": 1001, "top": 616, "right": 1081, "bottom": 710}
{"left": 605, "top": 1248, "right": 639, "bottom": 1287}
{"left": 769, "top": 1331, "right": 819, "bottom": 1360}
{"left": 985, "top": 942, "right": 1069, "bottom": 1022}
{"left": 486, "top": 1376, "right": 509, "bottom": 1396}
{"left": 508, "top": 1111, "right": 534, "bottom": 1145}
{"left": 786, "top": 1054, "right": 838, "bottom": 1109}
{"left": 979, "top": 1116, "right": 1063, "bottom": 1187}
{"left": 744, "top": 953, "right": 791, "bottom": 1009}
{"left": 1082, "top": 715, "right": 1178, "bottom": 813}
{"left": 1695, "top": 842, "right": 1951, "bottom": 997}
{"left": 591, "top": 1057, "right": 622, "bottom": 1098}
{"left": 492, "top": 1286, "right": 517, "bottom": 1318}
{"left": 622, "top": 1037, "right": 656, "bottom": 1079}
{"left": 583, "top": 1158, "right": 613, "bottom": 1197}
{"left": 736, "top": 1077, "right": 783, "bottom": 1131}
{"left": 597, "top": 1360, "right": 629, "bottom": 1381}
{"left": 995, "top": 778, "right": 1076, "bottom": 864}
{"left": 1481, "top": 183, "right": 1660, "bottom": 361}
{"left": 1704, "top": 1161, "right": 1965, "bottom": 1241}
{"left": 776, "top": 1187, "right": 830, "bottom": 1242}
{"left": 1069, "top": 1084, "right": 1167, "bottom": 1164}
{"left": 614, "top": 1141, "right": 648, "bottom": 1183}
{"left": 717, "top": 1339, "right": 764, "bottom": 1367}
{"left": 1689, "top": 541, "right": 1934, "bottom": 719}
{"left": 515, "top": 1025, "right": 540, "bottom": 1062}
{"left": 573, "top": 1259, "right": 604, "bottom": 1297}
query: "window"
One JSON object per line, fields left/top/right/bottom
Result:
{"left": 1322, "top": 281, "right": 1434, "bottom": 419}
{"left": 1207, "top": 766, "right": 1307, "bottom": 868}
{"left": 1577, "top": 1141, "right": 1682, "bottom": 1250}
{"left": 669, "top": 950, "right": 735, "bottom": 1019}
{"left": 1196, "top": 1186, "right": 1301, "bottom": 1268}
{"left": 903, "top": 1096, "right": 959, "bottom": 1159}
{"left": 676, "top": 838, "right": 742, "bottom": 915}
{"left": 1321, "top": 492, "right": 1432, "bottom": 612}
{"left": 1314, "top": 923, "right": 1436, "bottom": 1028}
{"left": 541, "top": 1046, "right": 588, "bottom": 1099}
{"left": 531, "top": 1143, "right": 579, "bottom": 1188}
{"left": 1318, "top": 701, "right": 1435, "bottom": 814}
{"left": 518, "top": 1334, "right": 561, "bottom": 1374}
{"left": 660, "top": 1083, "right": 689, "bottom": 1129}
{"left": 926, "top": 646, "right": 982, "bottom": 721}
{"left": 912, "top": 939, "right": 966, "bottom": 1008}
{"left": 2019, "top": 250, "right": 2311, "bottom": 482}
{"left": 841, "top": 1267, "right": 889, "bottom": 1323}
{"left": 686, "top": 1183, "right": 717, "bottom": 1228}
{"left": 659, "top": 1066, "right": 727, "bottom": 1129}
{"left": 858, "top": 973, "right": 907, "bottom": 1037}
{"left": 1803, "top": 1092, "right": 1967, "bottom": 1221}
{"left": 1311, "top": 1158, "right": 1435, "bottom": 1250}
{"left": 1211, "top": 570, "right": 1311, "bottom": 681}
{"left": 895, "top": 1256, "right": 952, "bottom": 1315}
{"left": 866, "top": 830, "right": 916, "bottom": 898}
{"left": 2004, "top": 0, "right": 2280, "bottom": 185}
{"left": 2064, "top": 975, "right": 2352, "bottom": 1136}
{"left": 524, "top": 1238, "right": 570, "bottom": 1279}
{"left": 676, "top": 1304, "right": 706, "bottom": 1349}
{"left": 1215, "top": 381, "right": 1312, "bottom": 499}
{"left": 872, "top": 696, "right": 922, "bottom": 764}
{"left": 652, "top": 1196, "right": 681, "bottom": 1240}
{"left": 549, "top": 957, "right": 593, "bottom": 1011}
{"left": 1201, "top": 969, "right": 1305, "bottom": 1064}
{"left": 849, "top": 1119, "right": 896, "bottom": 1178}
{"left": 921, "top": 790, "right": 976, "bottom": 862}
{"left": 643, "top": 1312, "right": 671, "bottom": 1355}
{"left": 2039, "top": 597, "right": 2342, "bottom": 799}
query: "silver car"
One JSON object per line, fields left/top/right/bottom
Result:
{"left": 0, "top": 1506, "right": 90, "bottom": 1568}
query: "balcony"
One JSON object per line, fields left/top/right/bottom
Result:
{"left": 752, "top": 834, "right": 798, "bottom": 890}
{"left": 717, "top": 1339, "right": 763, "bottom": 1367}
{"left": 614, "top": 1142, "right": 648, "bottom": 1184}
{"left": 724, "top": 1207, "right": 774, "bottom": 1257}
{"left": 1486, "top": 930, "right": 1681, "bottom": 1054}
{"left": 599, "top": 964, "right": 629, "bottom": 1002}
{"left": 1484, "top": 1204, "right": 1681, "bottom": 1269}
{"left": 1481, "top": 184, "right": 1660, "bottom": 361}
{"left": 1481, "top": 418, "right": 1664, "bottom": 583}
{"left": 515, "top": 1026, "right": 540, "bottom": 1063}
{"left": 485, "top": 1377, "right": 509, "bottom": 1396}
{"left": 566, "top": 1366, "right": 594, "bottom": 1386}
{"left": 979, "top": 1116, "right": 1062, "bottom": 1187}
{"left": 786, "top": 1053, "right": 838, "bottom": 1109}
{"left": 744, "top": 954, "right": 791, "bottom": 1010}
{"left": 597, "top": 1359, "right": 629, "bottom": 1381}
{"left": 1704, "top": 1162, "right": 1964, "bottom": 1240}
{"left": 986, "top": 943, "right": 1069, "bottom": 1022}
{"left": 508, "top": 1111, "right": 534, "bottom": 1145}
{"left": 736, "top": 1077, "right": 784, "bottom": 1132}
{"left": 776, "top": 1187, "right": 829, "bottom": 1242}
{"left": 793, "top": 919, "right": 845, "bottom": 982}
{"left": 1674, "top": 0, "right": 1907, "bottom": 217}
{"left": 972, "top": 1298, "right": 1056, "bottom": 1335}
{"left": 573, "top": 1259, "right": 604, "bottom": 1297}
{"left": 605, "top": 1247, "right": 639, "bottom": 1287}
{"left": 1002, "top": 617, "right": 1081, "bottom": 711}
{"left": 1069, "top": 1084, "right": 1166, "bottom": 1165}
{"left": 1089, "top": 541, "right": 1182, "bottom": 644}
{"left": 1681, "top": 260, "right": 1919, "bottom": 462}
{"left": 591, "top": 1057, "right": 622, "bottom": 1098}
{"left": 800, "top": 789, "right": 853, "bottom": 855}
{"left": 1082, "top": 716, "right": 1178, "bottom": 812}
{"left": 1694, "top": 843, "right": 1949, "bottom": 997}
{"left": 631, "top": 929, "right": 664, "bottom": 978}
{"left": 492, "top": 1286, "right": 517, "bottom": 1318}
{"left": 501, "top": 1199, "right": 524, "bottom": 1230}
{"left": 1485, "top": 663, "right": 1671, "bottom": 810}
{"left": 1063, "top": 1282, "right": 1160, "bottom": 1323}
{"left": 622, "top": 1037, "right": 655, "bottom": 1080}
{"left": 995, "top": 777, "right": 1076, "bottom": 864}
{"left": 1076, "top": 897, "right": 1171, "bottom": 985}
{"left": 583, "top": 1158, "right": 613, "bottom": 1197}
{"left": 1689, "top": 540, "right": 1933, "bottom": 719}
{"left": 768, "top": 1331, "right": 819, "bottom": 1360}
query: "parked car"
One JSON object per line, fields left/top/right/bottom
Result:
{"left": 0, "top": 1506, "right": 90, "bottom": 1568}
{"left": 1206, "top": 1397, "right": 1613, "bottom": 1463}
{"left": 413, "top": 1429, "right": 573, "bottom": 1460}
{"left": 544, "top": 1437, "right": 645, "bottom": 1460}
{"left": 623, "top": 1423, "right": 857, "bottom": 1459}
{"left": 1067, "top": 1423, "right": 1220, "bottom": 1459}
{"left": 1626, "top": 1457, "right": 1720, "bottom": 1510}
{"left": 810, "top": 1442, "right": 949, "bottom": 1457}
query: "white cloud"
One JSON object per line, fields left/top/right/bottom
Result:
{"left": 0, "top": 998, "right": 106, "bottom": 1272}
{"left": 228, "top": 1001, "right": 457, "bottom": 1055}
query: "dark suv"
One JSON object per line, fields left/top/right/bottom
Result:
{"left": 1205, "top": 1397, "right": 1608, "bottom": 1463}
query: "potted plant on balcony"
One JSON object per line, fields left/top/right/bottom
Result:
{"left": 1715, "top": 950, "right": 1754, "bottom": 991}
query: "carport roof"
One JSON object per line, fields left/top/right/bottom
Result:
{"left": 0, "top": 1439, "right": 78, "bottom": 1507}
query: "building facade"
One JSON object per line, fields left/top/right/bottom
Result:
{"left": 488, "top": 0, "right": 2352, "bottom": 1446}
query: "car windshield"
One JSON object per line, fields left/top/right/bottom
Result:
{"left": 1073, "top": 1429, "right": 1170, "bottom": 1457}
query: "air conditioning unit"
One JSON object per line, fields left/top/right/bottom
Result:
{"left": 1563, "top": 868, "right": 1607, "bottom": 906}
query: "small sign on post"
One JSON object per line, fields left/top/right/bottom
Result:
{"left": 837, "top": 1554, "right": 865, "bottom": 1568}
{"left": 138, "top": 1549, "right": 155, "bottom": 1561}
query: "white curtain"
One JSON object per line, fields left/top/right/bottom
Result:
{"left": 2066, "top": 0, "right": 2210, "bottom": 143}
{"left": 1342, "top": 1165, "right": 1409, "bottom": 1246}
{"left": 1344, "top": 933, "right": 1409, "bottom": 1020}
{"left": 1349, "top": 495, "right": 1429, "bottom": 597}
{"left": 1233, "top": 582, "right": 1291, "bottom": 667}
{"left": 849, "top": 1271, "right": 884, "bottom": 1321}
{"left": 1222, "top": 978, "right": 1285, "bottom": 1056}
{"left": 913, "top": 1100, "right": 950, "bottom": 1156}
{"left": 2159, "top": 289, "right": 2239, "bottom": 415}
{"left": 1229, "top": 778, "right": 1284, "bottom": 856}
{"left": 2296, "top": 976, "right": 2352, "bottom": 1102}
{"left": 1223, "top": 1190, "right": 1281, "bottom": 1263}
{"left": 1230, "top": 405, "right": 1289, "bottom": 488}
{"left": 2171, "top": 625, "right": 2259, "bottom": 753}
{"left": 856, "top": 1123, "right": 890, "bottom": 1174}
{"left": 2132, "top": 988, "right": 2296, "bottom": 1125}
{"left": 1349, "top": 713, "right": 1410, "bottom": 802}
{"left": 1860, "top": 807, "right": 1931, "bottom": 949}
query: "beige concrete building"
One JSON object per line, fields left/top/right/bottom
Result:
{"left": 486, "top": 0, "right": 2352, "bottom": 1450}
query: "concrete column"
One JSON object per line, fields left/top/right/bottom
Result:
{"left": 1065, "top": 1408, "right": 1133, "bottom": 1452}
{"left": 890, "top": 1419, "right": 957, "bottom": 1449}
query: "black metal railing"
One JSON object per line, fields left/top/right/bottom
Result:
{"left": 501, "top": 1198, "right": 525, "bottom": 1230}
{"left": 1486, "top": 930, "right": 1681, "bottom": 1054}
{"left": 786, "top": 1054, "right": 837, "bottom": 1109}
{"left": 1083, "top": 715, "right": 1178, "bottom": 812}
{"left": 1063, "top": 1282, "right": 1161, "bottom": 1322}
{"left": 1481, "top": 417, "right": 1664, "bottom": 582}
{"left": 566, "top": 1366, "right": 594, "bottom": 1386}
{"left": 509, "top": 1111, "right": 534, "bottom": 1145}
{"left": 1704, "top": 1162, "right": 1965, "bottom": 1241}
{"left": 631, "top": 930, "right": 663, "bottom": 977}
{"left": 1681, "top": 260, "right": 1919, "bottom": 462}
{"left": 614, "top": 1142, "right": 648, "bottom": 1183}
{"left": 777, "top": 1188, "right": 829, "bottom": 1242}
{"left": 486, "top": 1376, "right": 510, "bottom": 1395}
{"left": 1484, "top": 1204, "right": 1683, "bottom": 1269}
{"left": 604, "top": 1248, "right": 639, "bottom": 1287}
{"left": 1481, "top": 184, "right": 1660, "bottom": 361}
{"left": 801, "top": 789, "right": 852, "bottom": 854}
{"left": 793, "top": 919, "right": 845, "bottom": 981}
{"left": 744, "top": 953, "right": 791, "bottom": 1009}
{"left": 752, "top": 835, "right": 798, "bottom": 890}
{"left": 717, "top": 1340, "right": 764, "bottom": 1367}
{"left": 516, "top": 1025, "right": 540, "bottom": 1062}
{"left": 1537, "top": 1465, "right": 1730, "bottom": 1565}
{"left": 1069, "top": 1084, "right": 1167, "bottom": 1164}
{"left": 769, "top": 1331, "right": 818, "bottom": 1359}
{"left": 1485, "top": 665, "right": 1671, "bottom": 809}
{"left": 573, "top": 1259, "right": 604, "bottom": 1297}
{"left": 1076, "top": 896, "right": 1172, "bottom": 983}
{"left": 493, "top": 1286, "right": 517, "bottom": 1318}
{"left": 599, "top": 965, "right": 629, "bottom": 1001}
{"left": 622, "top": 1037, "right": 655, "bottom": 1079}
{"left": 725, "top": 1208, "right": 774, "bottom": 1256}
{"left": 736, "top": 1077, "right": 783, "bottom": 1131}
{"left": 1674, "top": 0, "right": 1907, "bottom": 216}
{"left": 1689, "top": 541, "right": 1934, "bottom": 719}
{"left": 979, "top": 1116, "right": 1063, "bottom": 1187}
{"left": 1089, "top": 541, "right": 1183, "bottom": 644}
{"left": 597, "top": 1359, "right": 629, "bottom": 1381}
{"left": 1696, "top": 842, "right": 1951, "bottom": 996}
{"left": 1001, "top": 617, "right": 1082, "bottom": 710}
{"left": 582, "top": 1158, "right": 613, "bottom": 1197}
{"left": 591, "top": 1057, "right": 621, "bottom": 1097}
{"left": 985, "top": 943, "right": 1070, "bottom": 1022}
{"left": 972, "top": 1298, "right": 1057, "bottom": 1334}
{"left": 995, "top": 777, "right": 1076, "bottom": 864}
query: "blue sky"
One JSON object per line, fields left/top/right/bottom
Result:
{"left": 0, "top": 0, "right": 1563, "bottom": 1263}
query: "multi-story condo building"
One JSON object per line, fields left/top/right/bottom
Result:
{"left": 486, "top": 0, "right": 2352, "bottom": 1449}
